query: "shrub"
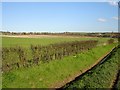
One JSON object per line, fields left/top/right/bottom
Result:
{"left": 108, "top": 39, "right": 114, "bottom": 44}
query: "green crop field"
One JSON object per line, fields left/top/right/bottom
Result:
{"left": 2, "top": 36, "right": 111, "bottom": 48}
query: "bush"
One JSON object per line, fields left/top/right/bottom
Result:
{"left": 108, "top": 39, "right": 114, "bottom": 44}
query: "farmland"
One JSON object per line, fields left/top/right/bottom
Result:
{"left": 1, "top": 35, "right": 119, "bottom": 88}
{"left": 1, "top": 1, "right": 119, "bottom": 89}
{"left": 2, "top": 36, "right": 115, "bottom": 72}
{"left": 2, "top": 36, "right": 110, "bottom": 48}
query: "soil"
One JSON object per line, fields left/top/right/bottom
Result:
{"left": 2, "top": 35, "right": 96, "bottom": 38}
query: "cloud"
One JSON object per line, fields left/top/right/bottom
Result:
{"left": 108, "top": 0, "right": 118, "bottom": 6}
{"left": 97, "top": 18, "right": 107, "bottom": 22}
{"left": 112, "top": 16, "right": 119, "bottom": 20}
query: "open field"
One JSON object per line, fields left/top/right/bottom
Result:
{"left": 2, "top": 35, "right": 113, "bottom": 48}
{"left": 2, "top": 35, "right": 95, "bottom": 38}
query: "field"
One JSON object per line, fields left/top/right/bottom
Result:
{"left": 2, "top": 36, "right": 110, "bottom": 48}
{"left": 1, "top": 35, "right": 119, "bottom": 88}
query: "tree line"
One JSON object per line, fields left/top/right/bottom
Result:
{"left": 1, "top": 31, "right": 120, "bottom": 38}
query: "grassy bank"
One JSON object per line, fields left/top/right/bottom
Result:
{"left": 64, "top": 45, "right": 119, "bottom": 89}
{"left": 2, "top": 44, "right": 116, "bottom": 88}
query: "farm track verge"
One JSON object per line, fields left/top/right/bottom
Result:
{"left": 59, "top": 45, "right": 119, "bottom": 89}
{"left": 52, "top": 46, "right": 117, "bottom": 88}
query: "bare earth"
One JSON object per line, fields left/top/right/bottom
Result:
{"left": 2, "top": 35, "right": 95, "bottom": 38}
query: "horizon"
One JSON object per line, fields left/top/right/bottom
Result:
{"left": 2, "top": 2, "right": 118, "bottom": 33}
{"left": 1, "top": 31, "right": 118, "bottom": 33}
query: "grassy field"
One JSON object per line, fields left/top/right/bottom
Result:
{"left": 64, "top": 46, "right": 119, "bottom": 89}
{"left": 2, "top": 36, "right": 111, "bottom": 48}
{"left": 2, "top": 43, "right": 116, "bottom": 88}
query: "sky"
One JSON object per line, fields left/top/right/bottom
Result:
{"left": 2, "top": 2, "right": 118, "bottom": 33}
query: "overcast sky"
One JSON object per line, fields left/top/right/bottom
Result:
{"left": 2, "top": 2, "right": 118, "bottom": 32}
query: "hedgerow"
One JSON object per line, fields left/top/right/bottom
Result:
{"left": 2, "top": 40, "right": 98, "bottom": 72}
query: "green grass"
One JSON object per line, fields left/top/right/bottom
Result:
{"left": 116, "top": 47, "right": 120, "bottom": 89}
{"left": 2, "top": 37, "right": 111, "bottom": 48}
{"left": 65, "top": 45, "right": 119, "bottom": 89}
{"left": 2, "top": 44, "right": 116, "bottom": 88}
{"left": 116, "top": 75, "right": 120, "bottom": 89}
